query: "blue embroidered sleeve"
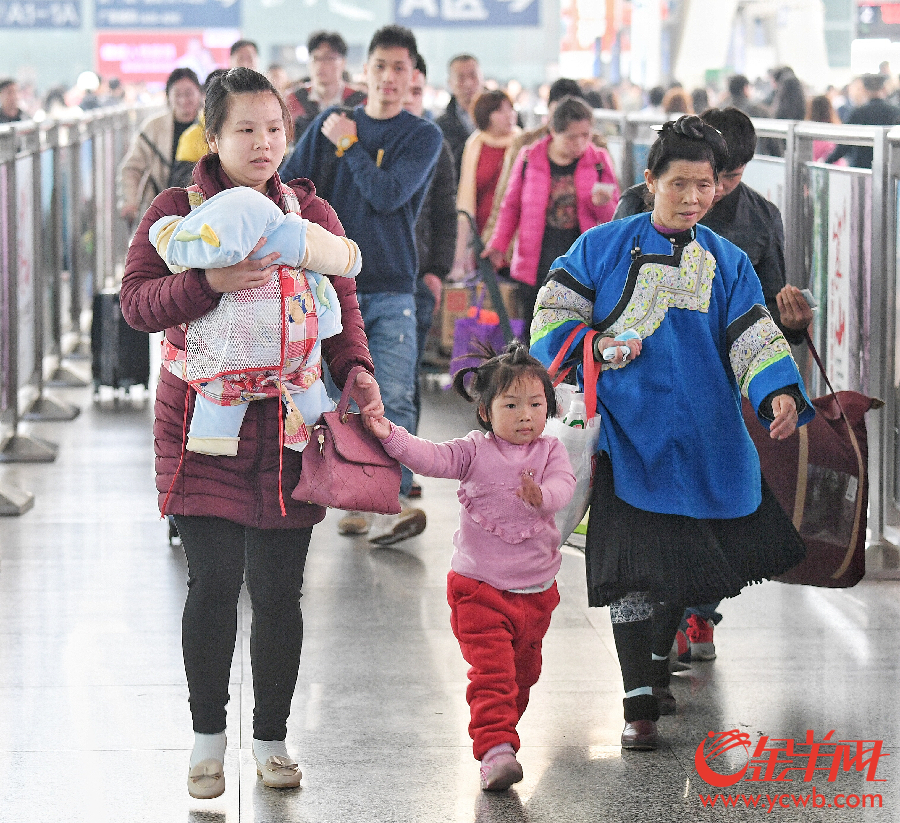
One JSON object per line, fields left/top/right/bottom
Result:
{"left": 726, "top": 257, "right": 814, "bottom": 430}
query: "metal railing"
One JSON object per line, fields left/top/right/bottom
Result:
{"left": 3, "top": 103, "right": 900, "bottom": 568}
{"left": 0, "top": 105, "right": 157, "bottom": 513}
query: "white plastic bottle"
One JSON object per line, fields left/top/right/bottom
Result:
{"left": 563, "top": 397, "right": 587, "bottom": 429}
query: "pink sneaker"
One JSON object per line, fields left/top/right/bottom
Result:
{"left": 479, "top": 746, "right": 523, "bottom": 792}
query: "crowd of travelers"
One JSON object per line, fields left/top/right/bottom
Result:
{"left": 4, "top": 24, "right": 886, "bottom": 800}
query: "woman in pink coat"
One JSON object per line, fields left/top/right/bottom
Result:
{"left": 485, "top": 96, "right": 620, "bottom": 338}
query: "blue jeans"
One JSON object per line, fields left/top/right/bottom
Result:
{"left": 682, "top": 603, "right": 723, "bottom": 630}
{"left": 357, "top": 292, "right": 417, "bottom": 496}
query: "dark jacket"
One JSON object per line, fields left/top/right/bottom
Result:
{"left": 612, "top": 181, "right": 803, "bottom": 343}
{"left": 120, "top": 154, "right": 374, "bottom": 528}
{"left": 826, "top": 97, "right": 900, "bottom": 168}
{"left": 436, "top": 97, "right": 474, "bottom": 184}
{"left": 415, "top": 138, "right": 457, "bottom": 278}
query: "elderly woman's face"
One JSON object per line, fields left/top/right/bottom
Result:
{"left": 645, "top": 159, "right": 716, "bottom": 232}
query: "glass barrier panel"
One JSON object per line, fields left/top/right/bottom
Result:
{"left": 743, "top": 157, "right": 786, "bottom": 214}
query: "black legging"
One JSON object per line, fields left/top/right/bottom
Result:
{"left": 175, "top": 515, "right": 312, "bottom": 740}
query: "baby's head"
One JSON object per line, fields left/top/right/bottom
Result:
{"left": 453, "top": 341, "right": 558, "bottom": 445}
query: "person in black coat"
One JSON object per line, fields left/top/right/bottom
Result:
{"left": 405, "top": 54, "right": 458, "bottom": 443}
{"left": 436, "top": 54, "right": 482, "bottom": 183}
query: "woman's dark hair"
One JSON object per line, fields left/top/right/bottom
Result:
{"left": 699, "top": 107, "right": 757, "bottom": 170}
{"left": 807, "top": 94, "right": 838, "bottom": 125}
{"left": 645, "top": 114, "right": 728, "bottom": 181}
{"left": 202, "top": 68, "right": 228, "bottom": 95}
{"left": 550, "top": 95, "right": 593, "bottom": 134}
{"left": 453, "top": 341, "right": 558, "bottom": 432}
{"left": 473, "top": 89, "right": 513, "bottom": 131}
{"left": 662, "top": 87, "right": 692, "bottom": 116}
{"left": 204, "top": 67, "right": 294, "bottom": 144}
{"left": 548, "top": 78, "right": 584, "bottom": 105}
{"left": 165, "top": 67, "right": 201, "bottom": 97}
{"left": 773, "top": 75, "right": 806, "bottom": 120}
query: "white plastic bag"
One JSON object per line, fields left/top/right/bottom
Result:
{"left": 546, "top": 396, "right": 601, "bottom": 545}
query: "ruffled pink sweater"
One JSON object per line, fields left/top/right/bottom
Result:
{"left": 381, "top": 424, "right": 575, "bottom": 590}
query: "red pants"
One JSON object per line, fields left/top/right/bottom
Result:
{"left": 447, "top": 570, "right": 560, "bottom": 760}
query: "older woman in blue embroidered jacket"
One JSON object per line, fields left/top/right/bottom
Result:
{"left": 529, "top": 116, "right": 814, "bottom": 751}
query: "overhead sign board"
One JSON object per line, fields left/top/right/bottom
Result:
{"left": 95, "top": 0, "right": 239, "bottom": 29}
{"left": 0, "top": 1, "right": 80, "bottom": 28}
{"left": 394, "top": 0, "right": 539, "bottom": 28}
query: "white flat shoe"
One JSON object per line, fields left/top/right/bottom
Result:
{"left": 255, "top": 753, "right": 302, "bottom": 789}
{"left": 188, "top": 758, "right": 225, "bottom": 799}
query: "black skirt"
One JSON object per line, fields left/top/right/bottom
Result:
{"left": 584, "top": 453, "right": 806, "bottom": 607}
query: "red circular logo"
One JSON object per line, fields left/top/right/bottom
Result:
{"left": 694, "top": 730, "right": 751, "bottom": 788}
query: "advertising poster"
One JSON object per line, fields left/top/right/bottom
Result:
{"left": 97, "top": 30, "right": 238, "bottom": 86}
{"left": 825, "top": 171, "right": 852, "bottom": 391}
{"left": 808, "top": 165, "right": 829, "bottom": 392}
{"left": 0, "top": 166, "right": 8, "bottom": 414}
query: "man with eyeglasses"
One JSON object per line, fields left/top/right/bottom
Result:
{"left": 285, "top": 31, "right": 367, "bottom": 140}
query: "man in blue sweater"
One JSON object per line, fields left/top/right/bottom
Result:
{"left": 282, "top": 25, "right": 443, "bottom": 545}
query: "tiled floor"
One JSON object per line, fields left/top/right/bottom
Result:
{"left": 1, "top": 374, "right": 898, "bottom": 822}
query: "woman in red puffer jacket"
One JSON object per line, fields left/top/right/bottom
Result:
{"left": 120, "top": 68, "right": 379, "bottom": 800}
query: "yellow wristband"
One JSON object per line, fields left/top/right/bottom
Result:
{"left": 335, "top": 134, "right": 358, "bottom": 158}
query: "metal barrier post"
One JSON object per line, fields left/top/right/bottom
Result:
{"left": 0, "top": 126, "right": 56, "bottom": 463}
{"left": 45, "top": 121, "right": 89, "bottom": 387}
{"left": 868, "top": 129, "right": 891, "bottom": 551}
{"left": 21, "top": 121, "right": 79, "bottom": 422}
{"left": 65, "top": 120, "right": 90, "bottom": 359}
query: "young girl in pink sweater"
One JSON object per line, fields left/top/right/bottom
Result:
{"left": 364, "top": 343, "right": 575, "bottom": 792}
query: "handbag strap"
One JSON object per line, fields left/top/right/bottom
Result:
{"left": 802, "top": 331, "right": 866, "bottom": 580}
{"left": 458, "top": 208, "right": 516, "bottom": 343}
{"left": 547, "top": 325, "right": 600, "bottom": 420}
{"left": 547, "top": 325, "right": 583, "bottom": 381}
{"left": 804, "top": 329, "right": 848, "bottom": 416}
{"left": 337, "top": 365, "right": 368, "bottom": 421}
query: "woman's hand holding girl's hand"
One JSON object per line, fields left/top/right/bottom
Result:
{"left": 204, "top": 237, "right": 279, "bottom": 294}
{"left": 364, "top": 412, "right": 391, "bottom": 440}
{"left": 769, "top": 394, "right": 798, "bottom": 440}
{"left": 516, "top": 471, "right": 543, "bottom": 508}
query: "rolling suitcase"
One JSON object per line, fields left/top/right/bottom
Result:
{"left": 90, "top": 288, "right": 151, "bottom": 395}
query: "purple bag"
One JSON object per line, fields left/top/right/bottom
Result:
{"left": 450, "top": 304, "right": 526, "bottom": 376}
{"left": 291, "top": 366, "right": 402, "bottom": 514}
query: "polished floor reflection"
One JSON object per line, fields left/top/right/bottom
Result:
{"left": 1, "top": 378, "right": 898, "bottom": 822}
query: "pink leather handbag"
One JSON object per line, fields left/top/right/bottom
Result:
{"left": 291, "top": 366, "right": 402, "bottom": 514}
